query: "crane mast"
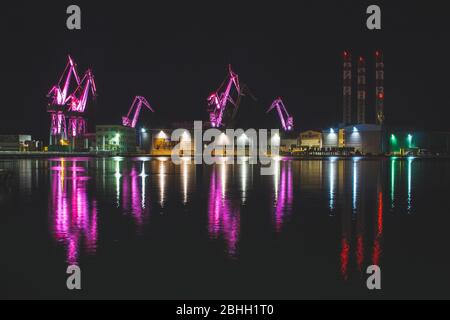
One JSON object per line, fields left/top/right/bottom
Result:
{"left": 68, "top": 69, "right": 97, "bottom": 113}
{"left": 48, "top": 55, "right": 81, "bottom": 106}
{"left": 122, "top": 96, "right": 155, "bottom": 128}
{"left": 267, "top": 98, "right": 294, "bottom": 131}
{"left": 208, "top": 65, "right": 241, "bottom": 128}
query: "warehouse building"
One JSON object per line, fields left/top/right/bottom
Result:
{"left": 321, "top": 125, "right": 386, "bottom": 155}
{"left": 95, "top": 125, "right": 137, "bottom": 153}
{"left": 0, "top": 135, "right": 35, "bottom": 152}
{"left": 344, "top": 124, "right": 385, "bottom": 155}
{"left": 300, "top": 130, "right": 322, "bottom": 149}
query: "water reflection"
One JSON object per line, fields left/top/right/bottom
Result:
{"left": 352, "top": 158, "right": 360, "bottom": 215}
{"left": 373, "top": 189, "right": 384, "bottom": 266}
{"left": 390, "top": 157, "right": 396, "bottom": 209}
{"left": 329, "top": 157, "right": 337, "bottom": 213}
{"left": 50, "top": 159, "right": 97, "bottom": 265}
{"left": 39, "top": 157, "right": 420, "bottom": 281}
{"left": 407, "top": 157, "right": 414, "bottom": 213}
{"left": 140, "top": 162, "right": 147, "bottom": 209}
{"left": 159, "top": 158, "right": 167, "bottom": 208}
{"left": 114, "top": 158, "right": 122, "bottom": 208}
{"left": 390, "top": 157, "right": 415, "bottom": 214}
{"left": 182, "top": 159, "right": 188, "bottom": 204}
{"left": 208, "top": 163, "right": 240, "bottom": 258}
{"left": 272, "top": 160, "right": 293, "bottom": 232}
{"left": 339, "top": 159, "right": 385, "bottom": 281}
{"left": 241, "top": 162, "right": 248, "bottom": 204}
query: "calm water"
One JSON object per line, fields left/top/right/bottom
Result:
{"left": 1, "top": 157, "right": 449, "bottom": 299}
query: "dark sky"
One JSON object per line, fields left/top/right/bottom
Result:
{"left": 1, "top": 0, "right": 449, "bottom": 140}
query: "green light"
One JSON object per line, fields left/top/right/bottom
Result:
{"left": 391, "top": 157, "right": 396, "bottom": 208}
{"left": 390, "top": 134, "right": 399, "bottom": 153}
{"left": 407, "top": 134, "right": 413, "bottom": 148}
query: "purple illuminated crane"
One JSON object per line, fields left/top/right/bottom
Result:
{"left": 67, "top": 69, "right": 97, "bottom": 138}
{"left": 68, "top": 69, "right": 97, "bottom": 113}
{"left": 47, "top": 56, "right": 82, "bottom": 144}
{"left": 122, "top": 96, "right": 155, "bottom": 128}
{"left": 267, "top": 98, "right": 294, "bottom": 131}
{"left": 207, "top": 65, "right": 241, "bottom": 128}
{"left": 48, "top": 55, "right": 81, "bottom": 106}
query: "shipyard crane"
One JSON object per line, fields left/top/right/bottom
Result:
{"left": 267, "top": 98, "right": 294, "bottom": 131}
{"left": 48, "top": 55, "right": 81, "bottom": 106}
{"left": 207, "top": 65, "right": 241, "bottom": 128}
{"left": 68, "top": 69, "right": 97, "bottom": 113}
{"left": 122, "top": 96, "right": 155, "bottom": 128}
{"left": 47, "top": 55, "right": 82, "bottom": 144}
{"left": 67, "top": 69, "right": 97, "bottom": 138}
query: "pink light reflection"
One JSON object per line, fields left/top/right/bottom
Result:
{"left": 273, "top": 161, "right": 293, "bottom": 232}
{"left": 208, "top": 165, "right": 240, "bottom": 258}
{"left": 50, "top": 159, "right": 97, "bottom": 265}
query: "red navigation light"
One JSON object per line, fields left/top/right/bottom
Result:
{"left": 378, "top": 92, "right": 384, "bottom": 100}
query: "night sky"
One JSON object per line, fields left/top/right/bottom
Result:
{"left": 1, "top": 1, "right": 449, "bottom": 141}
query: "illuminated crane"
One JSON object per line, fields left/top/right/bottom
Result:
{"left": 208, "top": 65, "right": 241, "bottom": 128}
{"left": 48, "top": 55, "right": 81, "bottom": 106}
{"left": 267, "top": 98, "right": 294, "bottom": 131}
{"left": 47, "top": 55, "right": 82, "bottom": 145}
{"left": 122, "top": 96, "right": 155, "bottom": 128}
{"left": 68, "top": 69, "right": 97, "bottom": 113}
{"left": 67, "top": 69, "right": 97, "bottom": 138}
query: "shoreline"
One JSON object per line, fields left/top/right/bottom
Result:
{"left": 0, "top": 151, "right": 448, "bottom": 160}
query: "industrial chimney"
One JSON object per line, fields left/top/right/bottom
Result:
{"left": 342, "top": 51, "right": 352, "bottom": 125}
{"left": 375, "top": 51, "right": 384, "bottom": 125}
{"left": 357, "top": 57, "right": 366, "bottom": 124}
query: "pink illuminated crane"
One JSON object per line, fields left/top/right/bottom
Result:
{"left": 48, "top": 56, "right": 83, "bottom": 144}
{"left": 48, "top": 55, "right": 81, "bottom": 106}
{"left": 267, "top": 98, "right": 294, "bottom": 131}
{"left": 67, "top": 69, "right": 97, "bottom": 138}
{"left": 122, "top": 96, "right": 155, "bottom": 128}
{"left": 208, "top": 65, "right": 241, "bottom": 128}
{"left": 68, "top": 69, "right": 97, "bottom": 113}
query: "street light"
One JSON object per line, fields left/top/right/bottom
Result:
{"left": 407, "top": 134, "right": 413, "bottom": 148}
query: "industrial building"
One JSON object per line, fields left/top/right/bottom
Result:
{"left": 95, "top": 125, "right": 137, "bottom": 153}
{"left": 389, "top": 130, "right": 450, "bottom": 156}
{"left": 0, "top": 135, "right": 42, "bottom": 152}
{"left": 300, "top": 130, "right": 322, "bottom": 149}
{"left": 148, "top": 129, "right": 178, "bottom": 156}
{"left": 280, "top": 132, "right": 299, "bottom": 153}
{"left": 318, "top": 50, "right": 387, "bottom": 155}
{"left": 343, "top": 124, "right": 385, "bottom": 155}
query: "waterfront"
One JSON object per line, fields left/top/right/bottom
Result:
{"left": 1, "top": 157, "right": 450, "bottom": 299}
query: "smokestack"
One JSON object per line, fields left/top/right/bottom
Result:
{"left": 343, "top": 51, "right": 352, "bottom": 125}
{"left": 375, "top": 51, "right": 384, "bottom": 125}
{"left": 357, "top": 56, "right": 366, "bottom": 124}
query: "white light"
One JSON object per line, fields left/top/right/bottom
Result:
{"left": 141, "top": 128, "right": 146, "bottom": 133}
{"left": 158, "top": 131, "right": 168, "bottom": 139}
{"left": 218, "top": 133, "right": 230, "bottom": 145}
{"left": 182, "top": 131, "right": 191, "bottom": 141}
{"left": 271, "top": 133, "right": 281, "bottom": 146}
{"left": 330, "top": 128, "right": 335, "bottom": 134}
{"left": 239, "top": 133, "right": 248, "bottom": 141}
{"left": 353, "top": 127, "right": 358, "bottom": 133}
